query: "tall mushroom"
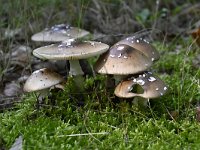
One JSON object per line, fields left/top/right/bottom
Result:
{"left": 31, "top": 24, "right": 92, "bottom": 75}
{"left": 32, "top": 39, "right": 109, "bottom": 90}
{"left": 94, "top": 44, "right": 152, "bottom": 84}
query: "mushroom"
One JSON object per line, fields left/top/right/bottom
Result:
{"left": 114, "top": 71, "right": 168, "bottom": 99}
{"left": 31, "top": 24, "right": 92, "bottom": 76}
{"left": 94, "top": 44, "right": 152, "bottom": 84}
{"left": 115, "top": 36, "right": 160, "bottom": 61}
{"left": 24, "top": 68, "right": 65, "bottom": 100}
{"left": 31, "top": 24, "right": 90, "bottom": 42}
{"left": 33, "top": 39, "right": 109, "bottom": 75}
{"left": 32, "top": 39, "right": 109, "bottom": 89}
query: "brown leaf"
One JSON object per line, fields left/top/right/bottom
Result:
{"left": 188, "top": 27, "right": 200, "bottom": 47}
{"left": 169, "top": 110, "right": 179, "bottom": 120}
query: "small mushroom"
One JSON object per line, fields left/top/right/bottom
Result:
{"left": 24, "top": 68, "right": 64, "bottom": 99}
{"left": 115, "top": 36, "right": 160, "bottom": 61}
{"left": 94, "top": 44, "right": 152, "bottom": 84}
{"left": 114, "top": 72, "right": 168, "bottom": 99}
{"left": 31, "top": 24, "right": 90, "bottom": 42}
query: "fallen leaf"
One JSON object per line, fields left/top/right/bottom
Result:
{"left": 169, "top": 110, "right": 179, "bottom": 120}
{"left": 188, "top": 27, "right": 200, "bottom": 47}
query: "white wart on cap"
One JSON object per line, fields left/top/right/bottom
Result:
{"left": 23, "top": 68, "right": 64, "bottom": 92}
{"left": 31, "top": 24, "right": 90, "bottom": 42}
{"left": 94, "top": 44, "right": 152, "bottom": 75}
{"left": 114, "top": 72, "right": 168, "bottom": 99}
{"left": 33, "top": 40, "right": 109, "bottom": 76}
{"left": 116, "top": 36, "right": 160, "bottom": 61}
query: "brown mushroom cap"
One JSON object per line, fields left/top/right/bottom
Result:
{"left": 31, "top": 24, "right": 90, "bottom": 42}
{"left": 94, "top": 44, "right": 152, "bottom": 75}
{"left": 114, "top": 72, "right": 168, "bottom": 99}
{"left": 23, "top": 68, "right": 64, "bottom": 92}
{"left": 116, "top": 36, "right": 160, "bottom": 61}
{"left": 33, "top": 40, "right": 109, "bottom": 60}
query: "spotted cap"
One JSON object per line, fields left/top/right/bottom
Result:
{"left": 31, "top": 24, "right": 90, "bottom": 42}
{"left": 33, "top": 39, "right": 109, "bottom": 60}
{"left": 94, "top": 44, "right": 152, "bottom": 75}
{"left": 116, "top": 36, "right": 160, "bottom": 61}
{"left": 114, "top": 72, "right": 168, "bottom": 98}
{"left": 23, "top": 68, "right": 64, "bottom": 92}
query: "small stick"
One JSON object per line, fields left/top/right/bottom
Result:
{"left": 57, "top": 132, "right": 110, "bottom": 137}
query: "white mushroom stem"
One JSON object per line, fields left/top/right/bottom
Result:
{"left": 69, "top": 60, "right": 84, "bottom": 76}
{"left": 68, "top": 60, "right": 85, "bottom": 91}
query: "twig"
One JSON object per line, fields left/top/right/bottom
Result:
{"left": 57, "top": 132, "right": 109, "bottom": 137}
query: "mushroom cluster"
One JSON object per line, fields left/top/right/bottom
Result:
{"left": 24, "top": 23, "right": 168, "bottom": 104}
{"left": 31, "top": 23, "right": 93, "bottom": 75}
{"left": 94, "top": 35, "right": 168, "bottom": 101}
{"left": 24, "top": 24, "right": 109, "bottom": 96}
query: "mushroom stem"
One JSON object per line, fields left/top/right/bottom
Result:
{"left": 68, "top": 60, "right": 85, "bottom": 91}
{"left": 69, "top": 60, "right": 84, "bottom": 76}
